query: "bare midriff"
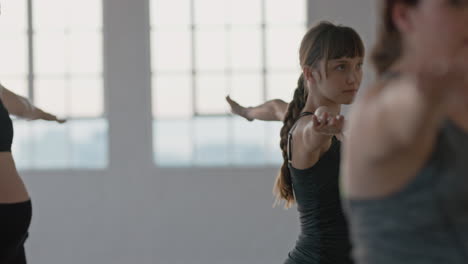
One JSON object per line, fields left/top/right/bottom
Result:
{"left": 0, "top": 152, "right": 29, "bottom": 203}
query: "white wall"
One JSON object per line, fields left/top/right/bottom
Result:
{"left": 21, "top": 1, "right": 378, "bottom": 263}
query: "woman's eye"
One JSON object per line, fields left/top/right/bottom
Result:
{"left": 357, "top": 63, "right": 363, "bottom": 70}
{"left": 336, "top": 65, "right": 346, "bottom": 71}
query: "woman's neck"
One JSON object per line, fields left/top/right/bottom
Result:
{"left": 387, "top": 57, "right": 410, "bottom": 77}
{"left": 388, "top": 48, "right": 428, "bottom": 78}
{"left": 302, "top": 91, "right": 341, "bottom": 115}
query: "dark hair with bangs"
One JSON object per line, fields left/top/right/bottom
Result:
{"left": 303, "top": 21, "right": 365, "bottom": 76}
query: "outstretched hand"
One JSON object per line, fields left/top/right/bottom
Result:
{"left": 311, "top": 112, "right": 345, "bottom": 135}
{"left": 37, "top": 110, "right": 67, "bottom": 124}
{"left": 225, "top": 95, "right": 253, "bottom": 121}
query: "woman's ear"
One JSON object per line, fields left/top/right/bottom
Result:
{"left": 392, "top": 1, "right": 416, "bottom": 34}
{"left": 303, "top": 65, "right": 321, "bottom": 85}
{"left": 311, "top": 71, "right": 322, "bottom": 84}
{"left": 303, "top": 66, "right": 313, "bottom": 82}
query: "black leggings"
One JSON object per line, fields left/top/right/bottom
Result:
{"left": 0, "top": 200, "right": 32, "bottom": 264}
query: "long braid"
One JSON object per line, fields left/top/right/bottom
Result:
{"left": 273, "top": 74, "right": 307, "bottom": 208}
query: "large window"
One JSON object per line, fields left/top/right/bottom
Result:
{"left": 0, "top": 0, "right": 106, "bottom": 169}
{"left": 151, "top": 0, "right": 307, "bottom": 167}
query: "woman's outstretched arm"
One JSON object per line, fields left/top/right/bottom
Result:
{"left": 0, "top": 84, "right": 66, "bottom": 123}
{"left": 226, "top": 95, "right": 288, "bottom": 122}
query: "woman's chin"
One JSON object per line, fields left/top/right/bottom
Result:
{"left": 340, "top": 97, "right": 356, "bottom": 105}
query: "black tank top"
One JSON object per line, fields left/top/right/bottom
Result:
{"left": 284, "top": 112, "right": 353, "bottom": 264}
{"left": 0, "top": 97, "right": 13, "bottom": 152}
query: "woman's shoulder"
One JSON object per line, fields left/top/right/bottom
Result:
{"left": 346, "top": 80, "right": 392, "bottom": 131}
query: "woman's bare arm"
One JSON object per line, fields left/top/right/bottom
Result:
{"left": 226, "top": 95, "right": 288, "bottom": 122}
{"left": 301, "top": 111, "right": 345, "bottom": 152}
{"left": 0, "top": 84, "right": 66, "bottom": 123}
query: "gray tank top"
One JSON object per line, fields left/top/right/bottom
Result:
{"left": 345, "top": 119, "right": 468, "bottom": 264}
